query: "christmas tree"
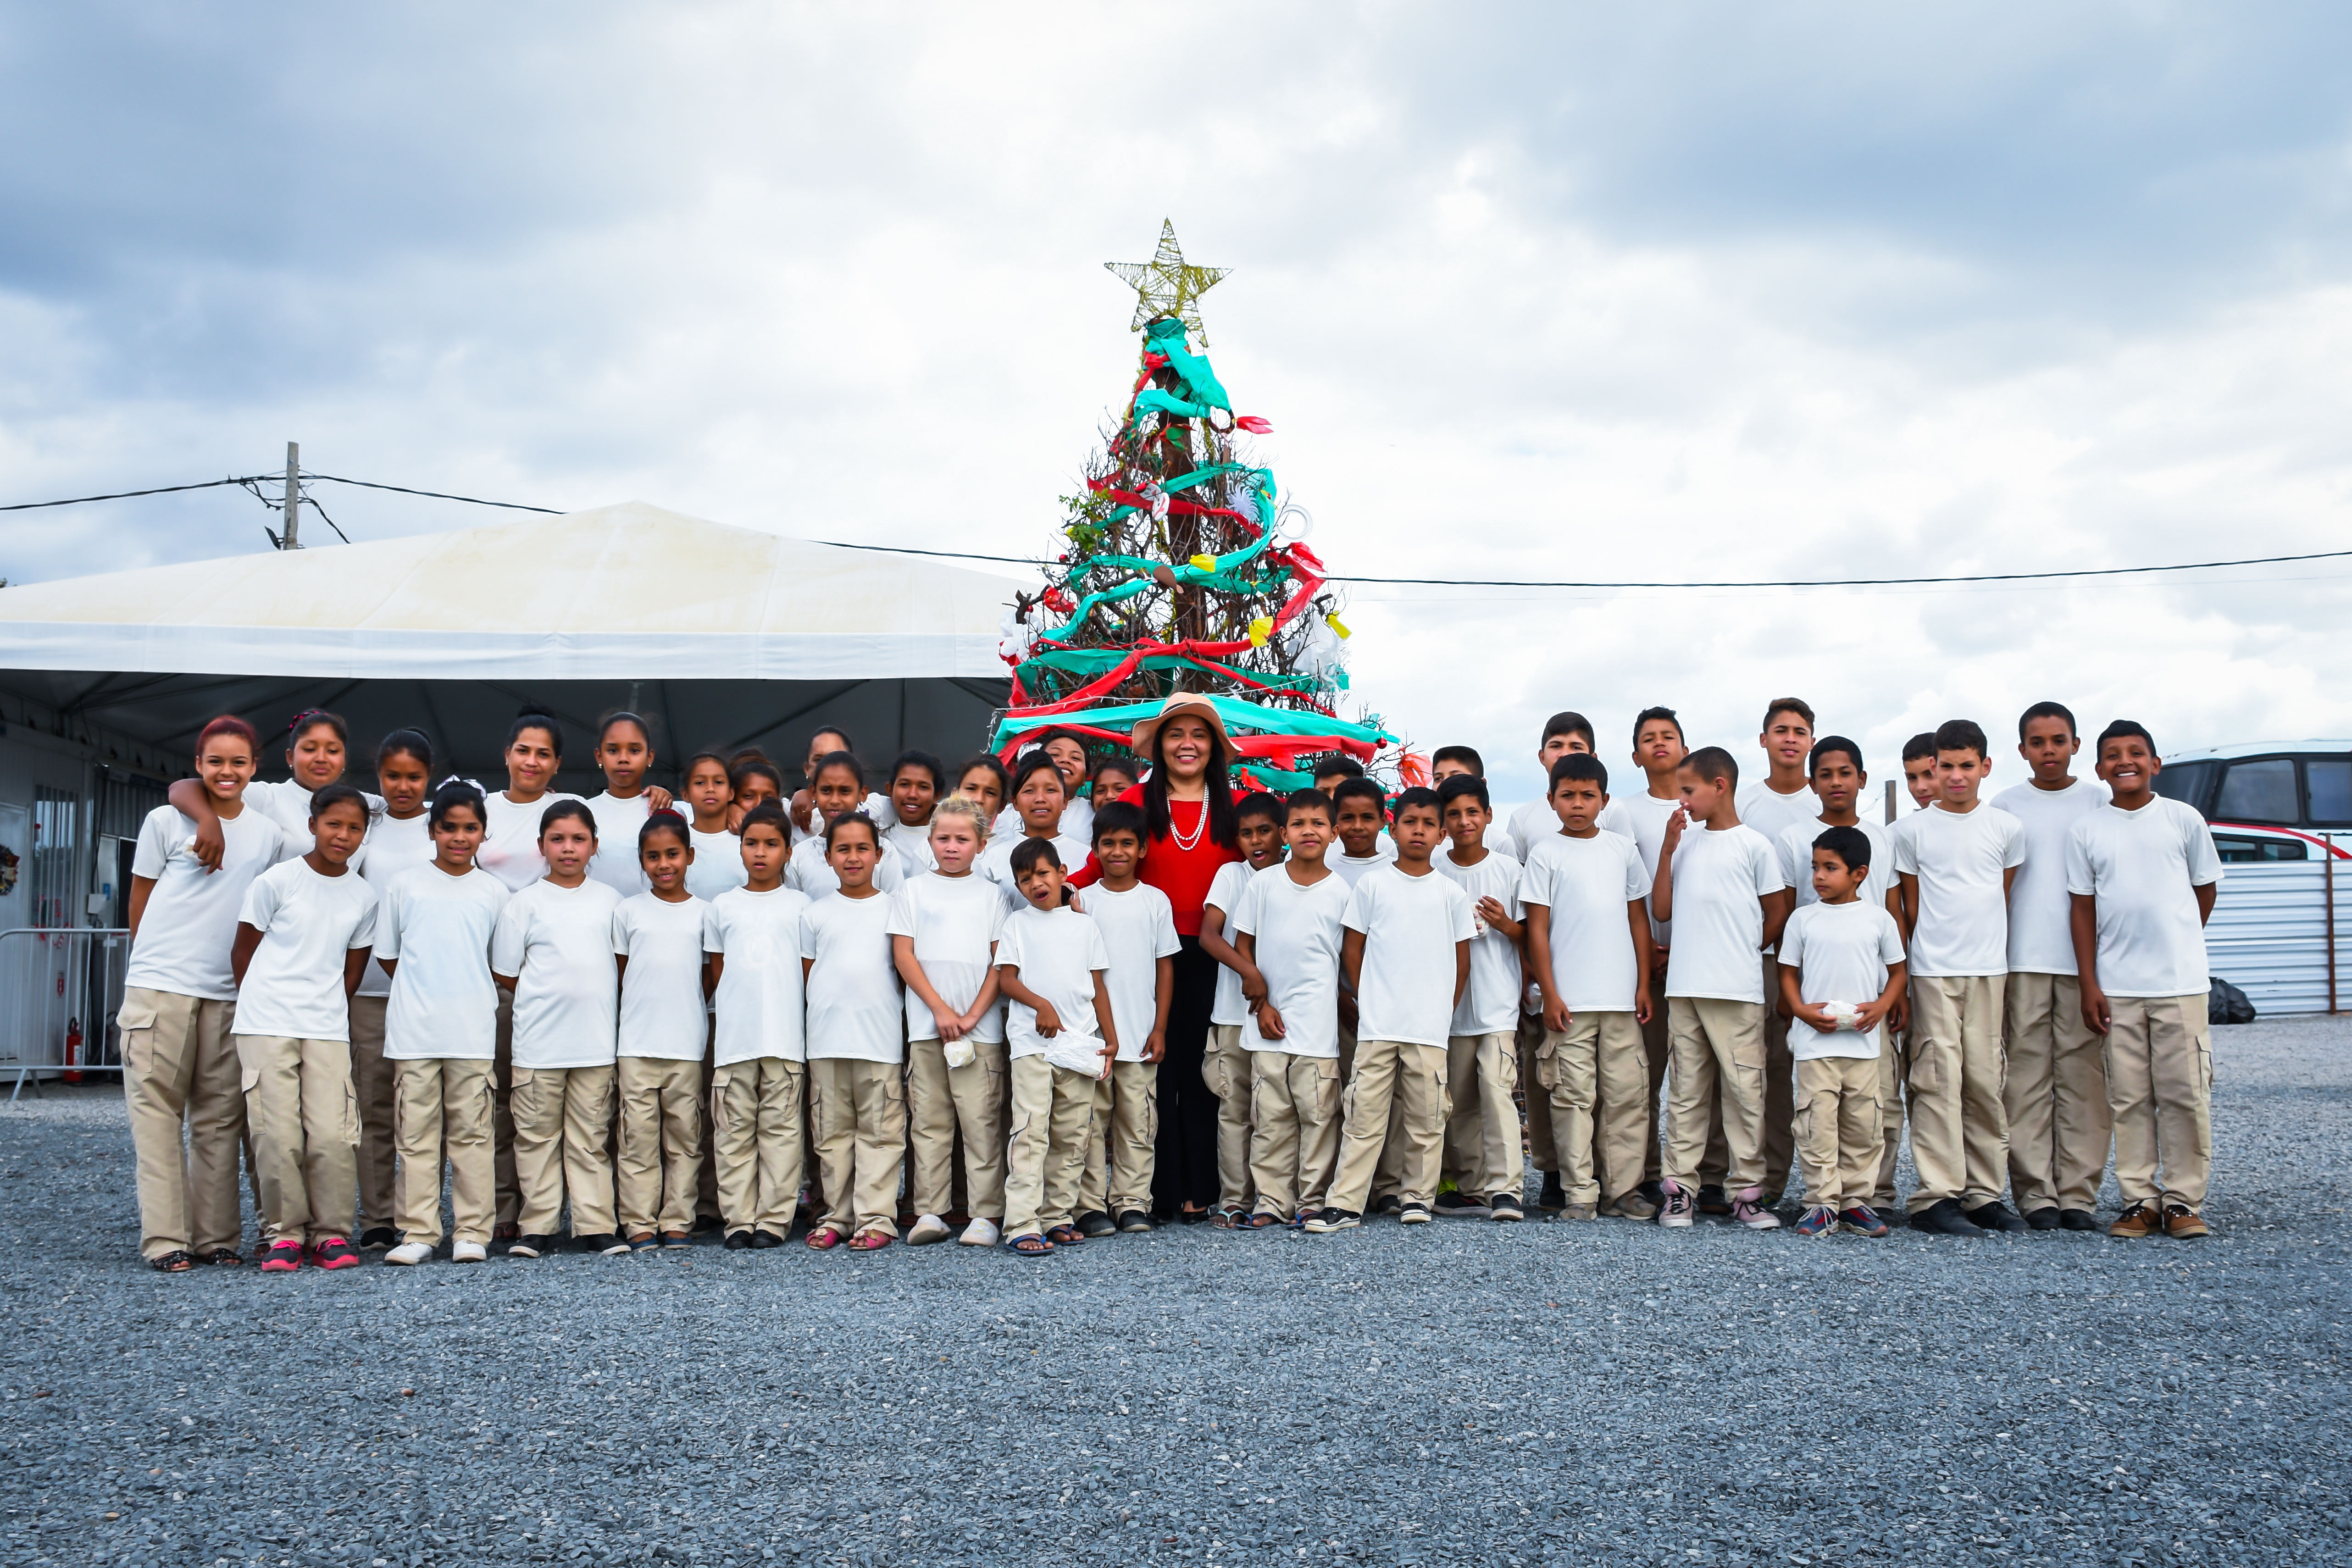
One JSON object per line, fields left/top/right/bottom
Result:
{"left": 991, "top": 222, "right": 1406, "bottom": 792}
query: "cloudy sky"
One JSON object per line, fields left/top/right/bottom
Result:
{"left": 5, "top": 3, "right": 2352, "bottom": 807}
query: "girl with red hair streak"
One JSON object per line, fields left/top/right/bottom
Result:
{"left": 122, "top": 716, "right": 288, "bottom": 1271}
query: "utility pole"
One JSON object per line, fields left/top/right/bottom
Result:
{"left": 280, "top": 441, "right": 301, "bottom": 549}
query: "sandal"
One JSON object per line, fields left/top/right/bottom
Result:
{"left": 195, "top": 1247, "right": 243, "bottom": 1266}
{"left": 1209, "top": 1206, "right": 1242, "bottom": 1230}
{"left": 846, "top": 1229, "right": 893, "bottom": 1252}
{"left": 805, "top": 1227, "right": 845, "bottom": 1251}
{"left": 148, "top": 1250, "right": 194, "bottom": 1273}
{"left": 1010, "top": 1233, "right": 1054, "bottom": 1256}
{"left": 1044, "top": 1224, "right": 1086, "bottom": 1246}
{"left": 1243, "top": 1211, "right": 1285, "bottom": 1230}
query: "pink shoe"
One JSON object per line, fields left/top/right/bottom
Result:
{"left": 310, "top": 1237, "right": 361, "bottom": 1269}
{"left": 259, "top": 1240, "right": 304, "bottom": 1273}
{"left": 1731, "top": 1187, "right": 1782, "bottom": 1230}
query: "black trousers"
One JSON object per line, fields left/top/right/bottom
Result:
{"left": 1151, "top": 937, "right": 1221, "bottom": 1215}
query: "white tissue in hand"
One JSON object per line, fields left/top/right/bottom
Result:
{"left": 1820, "top": 1000, "right": 1863, "bottom": 1031}
{"left": 1043, "top": 1030, "right": 1109, "bottom": 1077}
{"left": 943, "top": 1038, "right": 976, "bottom": 1069}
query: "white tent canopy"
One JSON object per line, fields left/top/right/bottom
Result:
{"left": 0, "top": 501, "right": 1020, "bottom": 681}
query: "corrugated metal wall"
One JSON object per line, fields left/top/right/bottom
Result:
{"left": 2207, "top": 847, "right": 2350, "bottom": 1017}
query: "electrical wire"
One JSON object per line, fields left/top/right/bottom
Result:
{"left": 302, "top": 473, "right": 562, "bottom": 513}
{"left": 0, "top": 476, "right": 275, "bottom": 512}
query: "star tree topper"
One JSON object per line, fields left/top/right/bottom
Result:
{"left": 1105, "top": 220, "right": 1229, "bottom": 344}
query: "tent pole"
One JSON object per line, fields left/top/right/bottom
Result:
{"left": 281, "top": 442, "right": 301, "bottom": 549}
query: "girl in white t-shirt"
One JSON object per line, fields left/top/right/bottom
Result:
{"left": 702, "top": 801, "right": 812, "bottom": 1248}
{"left": 799, "top": 814, "right": 907, "bottom": 1250}
{"left": 954, "top": 754, "right": 1010, "bottom": 827}
{"left": 490, "top": 799, "right": 627, "bottom": 1258}
{"left": 230, "top": 784, "right": 379, "bottom": 1272}
{"left": 582, "top": 712, "right": 679, "bottom": 900}
{"left": 612, "top": 811, "right": 710, "bottom": 1250}
{"left": 165, "top": 707, "right": 386, "bottom": 871}
{"left": 882, "top": 749, "right": 944, "bottom": 873}
{"left": 123, "top": 715, "right": 285, "bottom": 1271}
{"left": 887, "top": 795, "right": 1007, "bottom": 1248}
{"left": 787, "top": 729, "right": 892, "bottom": 847}
{"left": 991, "top": 727, "right": 1097, "bottom": 844}
{"left": 681, "top": 751, "right": 748, "bottom": 901}
{"left": 978, "top": 753, "right": 1093, "bottom": 910}
{"left": 788, "top": 754, "right": 910, "bottom": 898}
{"left": 377, "top": 781, "right": 511, "bottom": 1267}
{"left": 349, "top": 728, "right": 437, "bottom": 1252}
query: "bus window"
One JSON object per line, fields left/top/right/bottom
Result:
{"left": 2306, "top": 758, "right": 2352, "bottom": 826}
{"left": 2214, "top": 758, "right": 2298, "bottom": 825}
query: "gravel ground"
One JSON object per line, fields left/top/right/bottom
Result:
{"left": 3, "top": 1015, "right": 2347, "bottom": 1568}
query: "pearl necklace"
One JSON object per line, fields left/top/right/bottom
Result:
{"left": 1167, "top": 796, "right": 1207, "bottom": 852}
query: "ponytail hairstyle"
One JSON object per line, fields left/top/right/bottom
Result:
{"left": 1009, "top": 750, "right": 1068, "bottom": 804}
{"left": 638, "top": 809, "right": 691, "bottom": 854}
{"left": 537, "top": 799, "right": 597, "bottom": 839}
{"left": 195, "top": 715, "right": 261, "bottom": 756}
{"left": 824, "top": 810, "right": 882, "bottom": 853}
{"left": 307, "top": 782, "right": 370, "bottom": 824}
{"left": 376, "top": 728, "right": 434, "bottom": 774}
{"left": 286, "top": 708, "right": 349, "bottom": 751}
{"left": 507, "top": 704, "right": 564, "bottom": 758}
{"left": 599, "top": 711, "right": 653, "bottom": 750}
{"left": 929, "top": 793, "right": 991, "bottom": 843}
{"left": 429, "top": 777, "right": 488, "bottom": 831}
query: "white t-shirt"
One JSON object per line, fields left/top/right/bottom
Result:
{"left": 785, "top": 832, "right": 910, "bottom": 901}
{"left": 489, "top": 878, "right": 623, "bottom": 1069}
{"left": 377, "top": 863, "right": 509, "bottom": 1061}
{"left": 127, "top": 802, "right": 286, "bottom": 1002}
{"left": 1736, "top": 780, "right": 1820, "bottom": 849}
{"left": 1610, "top": 789, "right": 1684, "bottom": 943}
{"left": 477, "top": 791, "right": 585, "bottom": 895}
{"left": 798, "top": 892, "right": 904, "bottom": 1063}
{"left": 1343, "top": 864, "right": 1475, "bottom": 1048}
{"left": 1076, "top": 881, "right": 1181, "bottom": 1062}
{"left": 886, "top": 871, "right": 1007, "bottom": 1043}
{"left": 704, "top": 885, "right": 813, "bottom": 1065}
{"left": 883, "top": 817, "right": 938, "bottom": 875}
{"left": 793, "top": 792, "right": 892, "bottom": 847}
{"left": 977, "top": 833, "right": 1093, "bottom": 911}
{"left": 1520, "top": 832, "right": 1649, "bottom": 1015}
{"left": 994, "top": 904, "right": 1112, "bottom": 1069}
{"left": 1435, "top": 849, "right": 1524, "bottom": 1037}
{"left": 1204, "top": 860, "right": 1257, "bottom": 1027}
{"left": 2065, "top": 799, "right": 2224, "bottom": 998}
{"left": 1778, "top": 899, "right": 1908, "bottom": 1061}
{"left": 1776, "top": 818, "right": 1897, "bottom": 918}
{"left": 685, "top": 826, "right": 748, "bottom": 902}
{"left": 583, "top": 790, "right": 656, "bottom": 899}
{"left": 231, "top": 858, "right": 378, "bottom": 1042}
{"left": 1662, "top": 824, "right": 1782, "bottom": 1003}
{"left": 612, "top": 893, "right": 710, "bottom": 1061}
{"left": 1231, "top": 865, "right": 1353, "bottom": 1058}
{"left": 1891, "top": 803, "right": 2026, "bottom": 979}
{"left": 1992, "top": 777, "right": 2113, "bottom": 975}
{"left": 1332, "top": 848, "right": 1393, "bottom": 892}
{"left": 354, "top": 811, "right": 434, "bottom": 997}
{"left": 246, "top": 777, "right": 388, "bottom": 864}
{"left": 992, "top": 796, "right": 1094, "bottom": 847}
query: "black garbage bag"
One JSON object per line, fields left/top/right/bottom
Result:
{"left": 2207, "top": 976, "right": 2257, "bottom": 1026}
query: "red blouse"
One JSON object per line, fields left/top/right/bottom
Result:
{"left": 1071, "top": 783, "right": 1243, "bottom": 936}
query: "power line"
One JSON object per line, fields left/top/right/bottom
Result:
{"left": 0, "top": 476, "right": 274, "bottom": 512}
{"left": 302, "top": 473, "right": 563, "bottom": 514}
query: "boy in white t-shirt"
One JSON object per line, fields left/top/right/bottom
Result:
{"left": 1433, "top": 775, "right": 1528, "bottom": 1221}
{"left": 1074, "top": 803, "right": 1181, "bottom": 1236}
{"left": 1232, "top": 789, "right": 1354, "bottom": 1225}
{"left": 1608, "top": 707, "right": 1692, "bottom": 1210}
{"left": 1198, "top": 791, "right": 1288, "bottom": 1225}
{"left": 1730, "top": 698, "right": 1816, "bottom": 1209}
{"left": 1892, "top": 718, "right": 2029, "bottom": 1237}
{"left": 1651, "top": 748, "right": 1787, "bottom": 1231}
{"left": 702, "top": 803, "right": 812, "bottom": 1249}
{"left": 1520, "top": 754, "right": 1655, "bottom": 1222}
{"left": 1308, "top": 788, "right": 1476, "bottom": 1231}
{"left": 1777, "top": 826, "right": 1908, "bottom": 1240}
{"left": 1993, "top": 702, "right": 2113, "bottom": 1232}
{"left": 2067, "top": 722, "right": 2224, "bottom": 1241}
{"left": 994, "top": 838, "right": 1121, "bottom": 1255}
{"left": 1331, "top": 776, "right": 1398, "bottom": 885}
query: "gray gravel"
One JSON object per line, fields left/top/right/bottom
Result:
{"left": 4, "top": 1015, "right": 2348, "bottom": 1568}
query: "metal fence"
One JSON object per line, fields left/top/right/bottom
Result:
{"left": 0, "top": 927, "right": 131, "bottom": 1099}
{"left": 2207, "top": 842, "right": 2349, "bottom": 1017}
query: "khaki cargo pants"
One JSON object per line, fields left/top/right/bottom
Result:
{"left": 1081, "top": 1059, "right": 1159, "bottom": 1218}
{"left": 809, "top": 1057, "right": 907, "bottom": 1238}
{"left": 1206, "top": 1023, "right": 1257, "bottom": 1212}
{"left": 616, "top": 1056, "right": 705, "bottom": 1236}
{"left": 710, "top": 1057, "right": 806, "bottom": 1237}
{"left": 2104, "top": 993, "right": 2211, "bottom": 1209}
{"left": 348, "top": 994, "right": 398, "bottom": 1234}
{"left": 2004, "top": 972, "right": 2111, "bottom": 1213}
{"left": 1795, "top": 1052, "right": 1882, "bottom": 1212}
{"left": 906, "top": 1037, "right": 1008, "bottom": 1222}
{"left": 234, "top": 1033, "right": 360, "bottom": 1247}
{"left": 121, "top": 987, "right": 246, "bottom": 1261}
{"left": 392, "top": 1056, "right": 495, "bottom": 1248}
{"left": 1906, "top": 975, "right": 2009, "bottom": 1213}
{"left": 1247, "top": 1050, "right": 1341, "bottom": 1218}
{"left": 1003, "top": 1054, "right": 1097, "bottom": 1237}
{"left": 1537, "top": 1011, "right": 1647, "bottom": 1208}
{"left": 510, "top": 1064, "right": 617, "bottom": 1237}
{"left": 1327, "top": 1038, "right": 1448, "bottom": 1214}
{"left": 1663, "top": 997, "right": 1766, "bottom": 1194}
{"left": 1442, "top": 1030, "right": 1523, "bottom": 1202}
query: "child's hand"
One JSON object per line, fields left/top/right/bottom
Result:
{"left": 1032, "top": 1000, "right": 1064, "bottom": 1037}
{"left": 1659, "top": 808, "right": 1689, "bottom": 854}
{"left": 1255, "top": 1000, "right": 1287, "bottom": 1041}
{"left": 1650, "top": 942, "right": 1670, "bottom": 980}
{"left": 1476, "top": 895, "right": 1509, "bottom": 926}
{"left": 192, "top": 816, "right": 225, "bottom": 875}
{"left": 1634, "top": 985, "right": 1653, "bottom": 1027}
{"left": 1891, "top": 996, "right": 1910, "bottom": 1035}
{"left": 1143, "top": 1027, "right": 1166, "bottom": 1064}
{"left": 789, "top": 788, "right": 815, "bottom": 833}
{"left": 1542, "top": 995, "right": 1572, "bottom": 1034}
{"left": 931, "top": 1003, "right": 966, "bottom": 1042}
{"left": 1853, "top": 997, "right": 1892, "bottom": 1034}
{"left": 2079, "top": 981, "right": 2112, "bottom": 1037}
{"left": 1098, "top": 1035, "right": 1117, "bottom": 1078}
{"left": 644, "top": 785, "right": 676, "bottom": 812}
{"left": 1241, "top": 973, "right": 1269, "bottom": 1007}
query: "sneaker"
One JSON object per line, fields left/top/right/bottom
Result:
{"left": 359, "top": 1226, "right": 399, "bottom": 1252}
{"left": 384, "top": 1241, "right": 433, "bottom": 1267}
{"left": 1076, "top": 1210, "right": 1117, "bottom": 1239}
{"left": 2162, "top": 1202, "right": 2210, "bottom": 1240}
{"left": 1909, "top": 1198, "right": 1981, "bottom": 1236}
{"left": 1302, "top": 1208, "right": 1360, "bottom": 1233}
{"left": 2108, "top": 1201, "right": 2162, "bottom": 1239}
{"left": 1696, "top": 1184, "right": 1733, "bottom": 1217}
{"left": 724, "top": 1231, "right": 754, "bottom": 1251}
{"left": 1731, "top": 1190, "right": 1782, "bottom": 1230}
{"left": 1368, "top": 1194, "right": 1403, "bottom": 1217}
{"left": 2058, "top": 1208, "right": 2102, "bottom": 1232}
{"left": 508, "top": 1235, "right": 554, "bottom": 1259}
{"left": 1434, "top": 1191, "right": 1490, "bottom": 1219}
{"left": 1837, "top": 1204, "right": 1891, "bottom": 1239}
{"left": 751, "top": 1230, "right": 787, "bottom": 1249}
{"left": 628, "top": 1232, "right": 660, "bottom": 1252}
{"left": 1488, "top": 1193, "right": 1523, "bottom": 1223}
{"left": 1537, "top": 1171, "right": 1567, "bottom": 1212}
{"left": 1556, "top": 1202, "right": 1596, "bottom": 1222}
{"left": 1606, "top": 1192, "right": 1659, "bottom": 1221}
{"left": 1794, "top": 1205, "right": 1837, "bottom": 1238}
{"left": 905, "top": 1214, "right": 953, "bottom": 1247}
{"left": 579, "top": 1233, "right": 633, "bottom": 1257}
{"left": 451, "top": 1241, "right": 487, "bottom": 1264}
{"left": 310, "top": 1236, "right": 361, "bottom": 1269}
{"left": 959, "top": 1216, "right": 1002, "bottom": 1248}
{"left": 2024, "top": 1207, "right": 2064, "bottom": 1232}
{"left": 1657, "top": 1180, "right": 1695, "bottom": 1229}
{"left": 1398, "top": 1201, "right": 1432, "bottom": 1225}
{"left": 259, "top": 1239, "right": 304, "bottom": 1273}
{"left": 1965, "top": 1202, "right": 2029, "bottom": 1234}
{"left": 1116, "top": 1209, "right": 1154, "bottom": 1234}
{"left": 660, "top": 1231, "right": 691, "bottom": 1249}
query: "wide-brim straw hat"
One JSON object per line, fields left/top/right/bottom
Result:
{"left": 1128, "top": 692, "right": 1239, "bottom": 765}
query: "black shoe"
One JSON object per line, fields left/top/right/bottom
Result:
{"left": 2024, "top": 1207, "right": 2064, "bottom": 1232}
{"left": 1696, "top": 1184, "right": 1732, "bottom": 1217}
{"left": 1908, "top": 1198, "right": 1981, "bottom": 1236}
{"left": 578, "top": 1232, "right": 633, "bottom": 1256}
{"left": 359, "top": 1226, "right": 398, "bottom": 1252}
{"left": 1538, "top": 1171, "right": 1567, "bottom": 1211}
{"left": 508, "top": 1234, "right": 556, "bottom": 1258}
{"left": 752, "top": 1230, "right": 786, "bottom": 1249}
{"left": 1368, "top": 1194, "right": 1403, "bottom": 1217}
{"left": 1636, "top": 1179, "right": 1665, "bottom": 1208}
{"left": 1076, "top": 1210, "right": 1117, "bottom": 1239}
{"left": 724, "top": 1230, "right": 754, "bottom": 1251}
{"left": 2058, "top": 1208, "right": 2102, "bottom": 1233}
{"left": 1488, "top": 1192, "right": 1524, "bottom": 1223}
{"left": 1965, "top": 1202, "right": 2029, "bottom": 1234}
{"left": 1302, "top": 1208, "right": 1360, "bottom": 1233}
{"left": 1115, "top": 1209, "right": 1154, "bottom": 1234}
{"left": 1433, "top": 1190, "right": 1489, "bottom": 1219}
{"left": 1397, "top": 1201, "right": 1432, "bottom": 1225}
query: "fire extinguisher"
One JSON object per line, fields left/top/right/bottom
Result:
{"left": 63, "top": 1017, "right": 81, "bottom": 1085}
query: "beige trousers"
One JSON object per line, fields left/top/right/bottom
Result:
{"left": 1537, "top": 1012, "right": 1647, "bottom": 1208}
{"left": 121, "top": 987, "right": 246, "bottom": 1260}
{"left": 392, "top": 1056, "right": 496, "bottom": 1248}
{"left": 1081, "top": 1059, "right": 1159, "bottom": 1216}
{"left": 1247, "top": 1050, "right": 1341, "bottom": 1217}
{"left": 1519, "top": 1007, "right": 1555, "bottom": 1173}
{"left": 710, "top": 1057, "right": 805, "bottom": 1236}
{"left": 2104, "top": 994, "right": 2211, "bottom": 1208}
{"left": 906, "top": 1037, "right": 1009, "bottom": 1222}
{"left": 2004, "top": 972, "right": 2111, "bottom": 1213}
{"left": 1442, "top": 1031, "right": 1524, "bottom": 1201}
{"left": 1906, "top": 974, "right": 2009, "bottom": 1213}
{"left": 234, "top": 1033, "right": 360, "bottom": 1246}
{"left": 1206, "top": 1024, "right": 1257, "bottom": 1211}
{"left": 348, "top": 995, "right": 397, "bottom": 1231}
{"left": 1664, "top": 997, "right": 1766, "bottom": 1192}
{"left": 616, "top": 1056, "right": 704, "bottom": 1235}
{"left": 1795, "top": 1053, "right": 1882, "bottom": 1211}
{"left": 809, "top": 1057, "right": 907, "bottom": 1236}
{"left": 1327, "top": 1039, "right": 1448, "bottom": 1213}
{"left": 1873, "top": 1026, "right": 1907, "bottom": 1209}
{"left": 510, "top": 1064, "right": 617, "bottom": 1236}
{"left": 1003, "top": 1054, "right": 1096, "bottom": 1236}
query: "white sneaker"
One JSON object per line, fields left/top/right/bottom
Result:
{"left": 906, "top": 1214, "right": 953, "bottom": 1247}
{"left": 451, "top": 1240, "right": 487, "bottom": 1264}
{"left": 958, "top": 1216, "right": 1001, "bottom": 1248}
{"left": 384, "top": 1242, "right": 432, "bottom": 1267}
